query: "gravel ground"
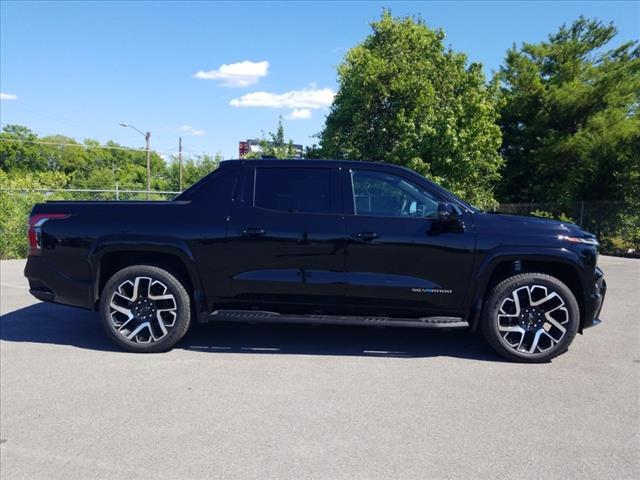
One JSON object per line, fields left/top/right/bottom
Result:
{"left": 1, "top": 256, "right": 638, "bottom": 479}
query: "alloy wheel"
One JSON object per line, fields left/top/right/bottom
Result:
{"left": 496, "top": 284, "right": 570, "bottom": 355}
{"left": 109, "top": 276, "right": 178, "bottom": 344}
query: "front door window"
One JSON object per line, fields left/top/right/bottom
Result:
{"left": 351, "top": 170, "right": 439, "bottom": 218}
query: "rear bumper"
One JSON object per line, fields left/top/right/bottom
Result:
{"left": 583, "top": 267, "right": 606, "bottom": 330}
{"left": 24, "top": 256, "right": 94, "bottom": 310}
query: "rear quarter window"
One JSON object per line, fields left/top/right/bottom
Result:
{"left": 176, "top": 163, "right": 241, "bottom": 204}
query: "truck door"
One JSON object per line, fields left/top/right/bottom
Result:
{"left": 224, "top": 164, "right": 346, "bottom": 312}
{"left": 342, "top": 167, "right": 475, "bottom": 318}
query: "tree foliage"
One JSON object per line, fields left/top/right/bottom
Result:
{"left": 0, "top": 124, "right": 221, "bottom": 192}
{"left": 320, "top": 11, "right": 503, "bottom": 208}
{"left": 0, "top": 169, "right": 71, "bottom": 258}
{"left": 244, "top": 116, "right": 298, "bottom": 159}
{"left": 495, "top": 16, "right": 640, "bottom": 205}
{"left": 0, "top": 126, "right": 223, "bottom": 258}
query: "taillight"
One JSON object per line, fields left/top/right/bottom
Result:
{"left": 28, "top": 214, "right": 70, "bottom": 256}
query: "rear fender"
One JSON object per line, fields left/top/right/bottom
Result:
{"left": 88, "top": 236, "right": 208, "bottom": 319}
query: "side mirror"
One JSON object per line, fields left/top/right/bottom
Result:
{"left": 438, "top": 202, "right": 459, "bottom": 223}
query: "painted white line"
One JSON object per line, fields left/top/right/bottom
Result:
{"left": 0, "top": 283, "right": 28, "bottom": 290}
{"left": 364, "top": 350, "right": 407, "bottom": 355}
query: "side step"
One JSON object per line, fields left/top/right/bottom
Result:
{"left": 207, "top": 310, "right": 469, "bottom": 329}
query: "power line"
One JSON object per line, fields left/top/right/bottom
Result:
{"left": 0, "top": 123, "right": 218, "bottom": 156}
{"left": 0, "top": 137, "right": 163, "bottom": 153}
{"left": 0, "top": 137, "right": 224, "bottom": 158}
{"left": 1, "top": 121, "right": 173, "bottom": 150}
{"left": 0, "top": 123, "right": 148, "bottom": 148}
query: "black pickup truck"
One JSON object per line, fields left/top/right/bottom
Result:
{"left": 24, "top": 159, "right": 606, "bottom": 361}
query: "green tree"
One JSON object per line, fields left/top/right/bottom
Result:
{"left": 39, "top": 135, "right": 89, "bottom": 174}
{"left": 244, "top": 116, "right": 298, "bottom": 159}
{"left": 0, "top": 125, "right": 172, "bottom": 191}
{"left": 0, "top": 125, "right": 48, "bottom": 171}
{"left": 495, "top": 16, "right": 640, "bottom": 205}
{"left": 166, "top": 153, "right": 222, "bottom": 191}
{"left": 0, "top": 169, "right": 70, "bottom": 258}
{"left": 320, "top": 11, "right": 503, "bottom": 208}
{"left": 303, "top": 144, "right": 323, "bottom": 159}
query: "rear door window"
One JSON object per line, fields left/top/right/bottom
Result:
{"left": 254, "top": 167, "right": 332, "bottom": 214}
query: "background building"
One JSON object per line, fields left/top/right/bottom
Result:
{"left": 239, "top": 139, "right": 304, "bottom": 159}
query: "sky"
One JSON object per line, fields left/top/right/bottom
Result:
{"left": 1, "top": 1, "right": 639, "bottom": 160}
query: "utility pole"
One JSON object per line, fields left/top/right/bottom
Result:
{"left": 178, "top": 136, "right": 183, "bottom": 191}
{"left": 145, "top": 131, "right": 151, "bottom": 199}
{"left": 119, "top": 123, "right": 152, "bottom": 199}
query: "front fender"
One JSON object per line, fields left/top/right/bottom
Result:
{"left": 467, "top": 246, "right": 586, "bottom": 329}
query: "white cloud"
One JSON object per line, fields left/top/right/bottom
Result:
{"left": 178, "top": 125, "right": 205, "bottom": 136}
{"left": 286, "top": 108, "right": 312, "bottom": 120}
{"left": 230, "top": 87, "right": 335, "bottom": 109}
{"left": 193, "top": 60, "right": 269, "bottom": 87}
{"left": 0, "top": 92, "right": 18, "bottom": 101}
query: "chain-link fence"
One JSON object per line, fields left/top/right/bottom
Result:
{"left": 1, "top": 189, "right": 638, "bottom": 259}
{"left": 0, "top": 187, "right": 179, "bottom": 201}
{"left": 494, "top": 201, "right": 639, "bottom": 257}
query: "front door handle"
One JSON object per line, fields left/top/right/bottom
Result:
{"left": 241, "top": 227, "right": 266, "bottom": 237}
{"left": 352, "top": 231, "right": 378, "bottom": 241}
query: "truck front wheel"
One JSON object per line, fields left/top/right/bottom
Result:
{"left": 481, "top": 273, "right": 580, "bottom": 362}
{"left": 99, "top": 265, "right": 192, "bottom": 353}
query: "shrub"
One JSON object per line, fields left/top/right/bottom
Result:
{"left": 530, "top": 209, "right": 574, "bottom": 223}
{"left": 0, "top": 170, "right": 69, "bottom": 259}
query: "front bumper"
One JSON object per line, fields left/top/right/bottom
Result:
{"left": 583, "top": 267, "right": 606, "bottom": 330}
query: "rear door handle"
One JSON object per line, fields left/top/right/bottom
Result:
{"left": 352, "top": 231, "right": 378, "bottom": 241}
{"left": 241, "top": 227, "right": 266, "bottom": 237}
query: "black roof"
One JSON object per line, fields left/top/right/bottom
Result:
{"left": 221, "top": 158, "right": 411, "bottom": 170}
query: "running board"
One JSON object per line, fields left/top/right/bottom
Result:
{"left": 207, "top": 310, "right": 469, "bottom": 329}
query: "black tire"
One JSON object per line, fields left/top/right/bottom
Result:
{"left": 481, "top": 273, "right": 580, "bottom": 363}
{"left": 99, "top": 265, "right": 192, "bottom": 353}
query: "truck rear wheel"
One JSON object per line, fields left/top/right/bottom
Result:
{"left": 481, "top": 273, "right": 580, "bottom": 362}
{"left": 99, "top": 265, "right": 192, "bottom": 353}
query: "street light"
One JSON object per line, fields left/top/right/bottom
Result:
{"left": 120, "top": 123, "right": 151, "bottom": 197}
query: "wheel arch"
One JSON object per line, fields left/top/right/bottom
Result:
{"left": 468, "top": 247, "right": 588, "bottom": 332}
{"left": 88, "top": 237, "right": 208, "bottom": 319}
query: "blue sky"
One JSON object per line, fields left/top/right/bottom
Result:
{"left": 1, "top": 1, "right": 638, "bottom": 160}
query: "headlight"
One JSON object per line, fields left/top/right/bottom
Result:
{"left": 558, "top": 235, "right": 599, "bottom": 246}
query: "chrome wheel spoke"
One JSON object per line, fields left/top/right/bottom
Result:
{"left": 110, "top": 302, "right": 132, "bottom": 318}
{"left": 497, "top": 283, "right": 570, "bottom": 355}
{"left": 499, "top": 326, "right": 526, "bottom": 350}
{"left": 158, "top": 310, "right": 177, "bottom": 328}
{"left": 528, "top": 329, "right": 544, "bottom": 353}
{"left": 116, "top": 316, "right": 135, "bottom": 333}
{"left": 155, "top": 312, "right": 169, "bottom": 336}
{"left": 545, "top": 312, "right": 567, "bottom": 333}
{"left": 134, "top": 277, "right": 152, "bottom": 299}
{"left": 126, "top": 322, "right": 152, "bottom": 342}
{"left": 538, "top": 330, "right": 560, "bottom": 352}
{"left": 109, "top": 276, "right": 178, "bottom": 345}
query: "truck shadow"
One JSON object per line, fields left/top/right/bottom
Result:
{"left": 0, "top": 302, "right": 504, "bottom": 362}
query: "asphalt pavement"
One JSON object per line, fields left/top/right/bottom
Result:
{"left": 1, "top": 256, "right": 638, "bottom": 479}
